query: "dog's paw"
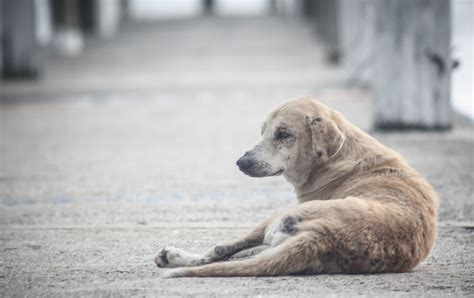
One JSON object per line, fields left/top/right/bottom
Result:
{"left": 162, "top": 268, "right": 188, "bottom": 278}
{"left": 154, "top": 247, "right": 171, "bottom": 268}
{"left": 154, "top": 246, "right": 202, "bottom": 268}
{"left": 206, "top": 245, "right": 230, "bottom": 260}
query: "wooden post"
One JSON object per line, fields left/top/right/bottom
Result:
{"left": 51, "top": 0, "right": 84, "bottom": 56}
{"left": 78, "top": 0, "right": 121, "bottom": 37}
{"left": 0, "top": 0, "right": 3, "bottom": 75}
{"left": 35, "top": 0, "right": 54, "bottom": 46}
{"left": 1, "top": 0, "right": 40, "bottom": 78}
{"left": 302, "top": 0, "right": 316, "bottom": 18}
{"left": 373, "top": 0, "right": 452, "bottom": 130}
{"left": 313, "top": 0, "right": 340, "bottom": 63}
{"left": 78, "top": 0, "right": 96, "bottom": 33}
{"left": 94, "top": 0, "right": 121, "bottom": 38}
{"left": 202, "top": 0, "right": 214, "bottom": 15}
{"left": 337, "top": 0, "right": 375, "bottom": 86}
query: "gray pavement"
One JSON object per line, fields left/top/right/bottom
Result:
{"left": 1, "top": 17, "right": 473, "bottom": 296}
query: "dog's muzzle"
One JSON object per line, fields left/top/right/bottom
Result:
{"left": 236, "top": 151, "right": 282, "bottom": 177}
{"left": 236, "top": 152, "right": 255, "bottom": 173}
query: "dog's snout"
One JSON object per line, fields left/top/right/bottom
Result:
{"left": 236, "top": 157, "right": 254, "bottom": 171}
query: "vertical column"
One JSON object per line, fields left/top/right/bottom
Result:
{"left": 373, "top": 0, "right": 452, "bottom": 130}
{"left": 202, "top": 0, "right": 214, "bottom": 15}
{"left": 51, "top": 0, "right": 83, "bottom": 56}
{"left": 2, "top": 0, "right": 39, "bottom": 78}
{"left": 0, "top": 0, "right": 3, "bottom": 76}
{"left": 95, "top": 0, "right": 121, "bottom": 37}
{"left": 313, "top": 0, "right": 340, "bottom": 63}
{"left": 337, "top": 0, "right": 375, "bottom": 86}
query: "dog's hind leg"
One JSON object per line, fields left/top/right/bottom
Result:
{"left": 229, "top": 245, "right": 269, "bottom": 260}
{"left": 205, "top": 217, "right": 273, "bottom": 261}
{"left": 155, "top": 217, "right": 273, "bottom": 268}
{"left": 162, "top": 231, "right": 325, "bottom": 278}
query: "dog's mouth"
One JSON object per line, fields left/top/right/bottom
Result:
{"left": 236, "top": 155, "right": 284, "bottom": 178}
{"left": 240, "top": 167, "right": 284, "bottom": 178}
{"left": 272, "top": 168, "right": 284, "bottom": 176}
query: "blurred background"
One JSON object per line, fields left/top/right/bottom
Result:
{"left": 1, "top": 0, "right": 472, "bottom": 120}
{"left": 0, "top": 0, "right": 473, "bottom": 295}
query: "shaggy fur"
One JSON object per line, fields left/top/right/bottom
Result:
{"left": 154, "top": 97, "right": 438, "bottom": 278}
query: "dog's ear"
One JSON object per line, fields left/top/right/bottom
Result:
{"left": 306, "top": 116, "right": 345, "bottom": 163}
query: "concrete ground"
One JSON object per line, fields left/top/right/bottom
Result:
{"left": 1, "top": 17, "right": 473, "bottom": 296}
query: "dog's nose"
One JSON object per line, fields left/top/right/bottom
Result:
{"left": 236, "top": 157, "right": 253, "bottom": 171}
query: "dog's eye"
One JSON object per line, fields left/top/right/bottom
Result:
{"left": 276, "top": 131, "right": 290, "bottom": 140}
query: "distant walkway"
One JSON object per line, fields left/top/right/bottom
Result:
{"left": 1, "top": 17, "right": 344, "bottom": 99}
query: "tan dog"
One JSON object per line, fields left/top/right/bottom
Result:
{"left": 155, "top": 97, "right": 438, "bottom": 278}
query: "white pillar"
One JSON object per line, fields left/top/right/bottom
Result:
{"left": 373, "top": 0, "right": 452, "bottom": 130}
{"left": 95, "top": 0, "right": 121, "bottom": 38}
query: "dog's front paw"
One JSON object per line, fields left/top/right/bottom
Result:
{"left": 206, "top": 244, "right": 231, "bottom": 260}
{"left": 154, "top": 246, "right": 203, "bottom": 268}
{"left": 154, "top": 247, "right": 171, "bottom": 268}
{"left": 162, "top": 268, "right": 188, "bottom": 278}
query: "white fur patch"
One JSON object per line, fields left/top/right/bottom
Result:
{"left": 263, "top": 219, "right": 291, "bottom": 246}
{"left": 154, "top": 246, "right": 205, "bottom": 268}
{"left": 162, "top": 268, "right": 187, "bottom": 278}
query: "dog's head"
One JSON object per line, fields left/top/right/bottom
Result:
{"left": 236, "top": 98, "right": 345, "bottom": 181}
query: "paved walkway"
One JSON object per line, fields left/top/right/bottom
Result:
{"left": 1, "top": 17, "right": 473, "bottom": 296}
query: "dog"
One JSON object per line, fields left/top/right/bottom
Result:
{"left": 154, "top": 97, "right": 438, "bottom": 278}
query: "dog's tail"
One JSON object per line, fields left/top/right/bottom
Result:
{"left": 162, "top": 232, "right": 321, "bottom": 278}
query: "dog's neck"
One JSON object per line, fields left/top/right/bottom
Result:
{"left": 289, "top": 120, "right": 398, "bottom": 202}
{"left": 289, "top": 146, "right": 355, "bottom": 202}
